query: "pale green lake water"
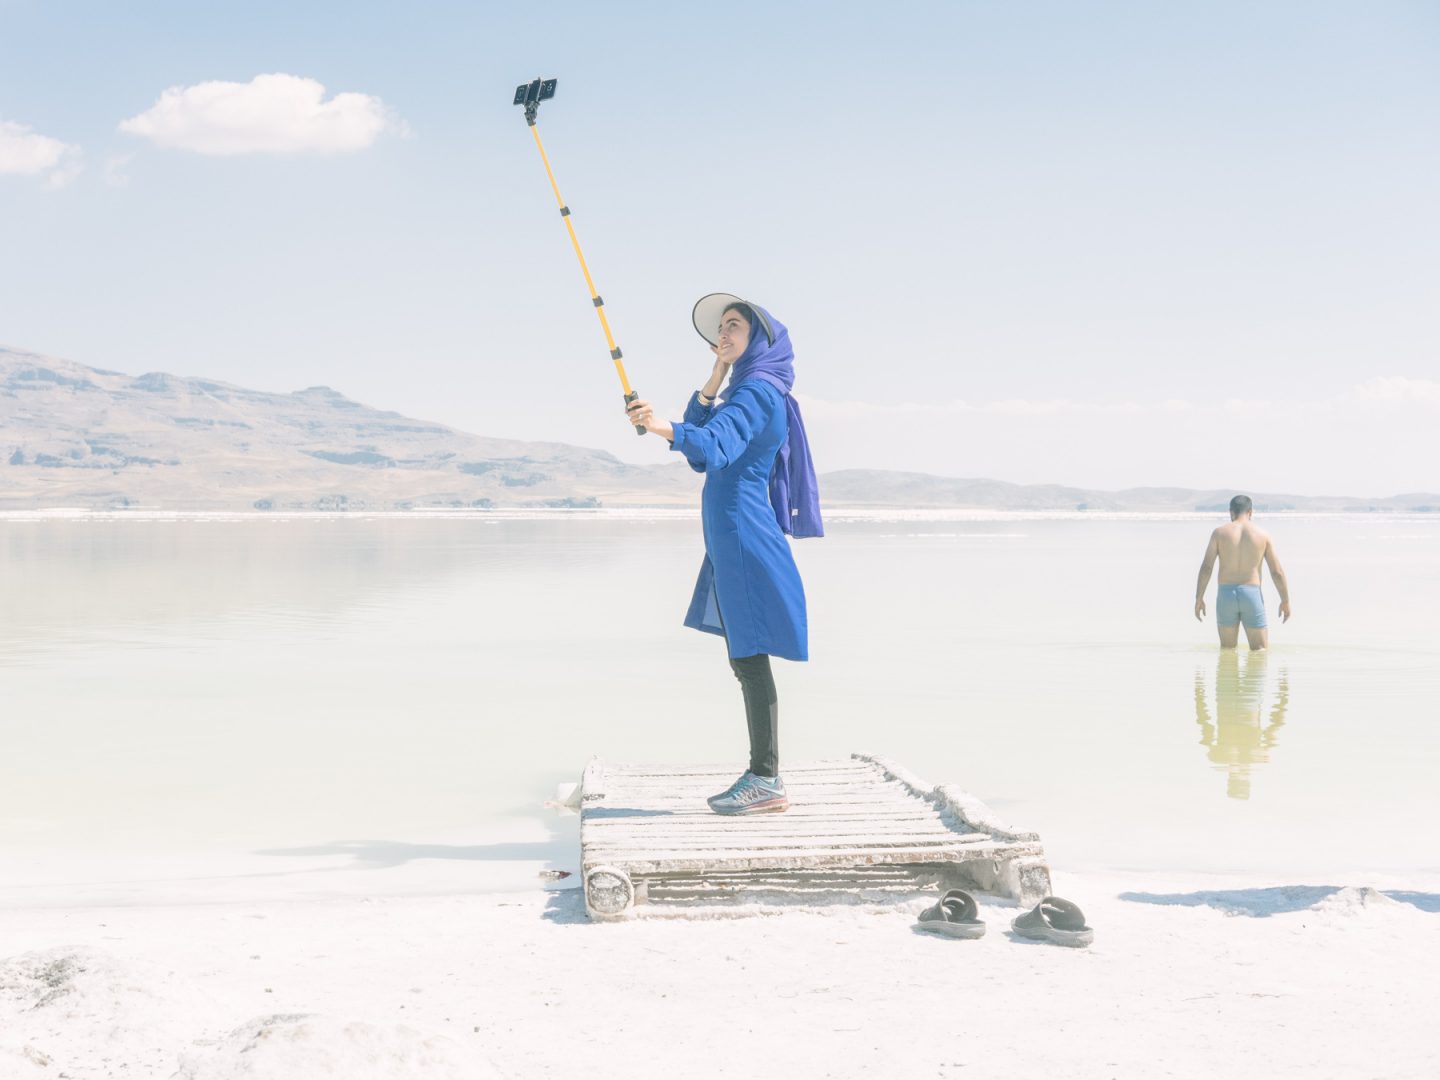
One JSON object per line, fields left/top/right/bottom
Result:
{"left": 2, "top": 512, "right": 1436, "bottom": 902}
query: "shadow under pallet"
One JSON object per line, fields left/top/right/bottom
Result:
{"left": 577, "top": 754, "right": 1052, "bottom": 919}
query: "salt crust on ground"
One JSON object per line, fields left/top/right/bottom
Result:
{"left": 172, "top": 1015, "right": 494, "bottom": 1079}
{"left": 1, "top": 875, "right": 1437, "bottom": 1079}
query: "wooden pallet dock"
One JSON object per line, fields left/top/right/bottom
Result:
{"left": 577, "top": 753, "right": 1051, "bottom": 919}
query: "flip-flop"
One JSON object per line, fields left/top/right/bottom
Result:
{"left": 1010, "top": 896, "right": 1094, "bottom": 947}
{"left": 915, "top": 888, "right": 986, "bottom": 939}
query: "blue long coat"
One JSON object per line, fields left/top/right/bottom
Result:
{"left": 670, "top": 382, "right": 808, "bottom": 661}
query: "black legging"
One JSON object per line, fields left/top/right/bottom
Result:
{"left": 729, "top": 654, "right": 778, "bottom": 777}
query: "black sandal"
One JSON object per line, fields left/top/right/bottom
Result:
{"left": 1010, "top": 896, "right": 1094, "bottom": 947}
{"left": 916, "top": 889, "right": 986, "bottom": 939}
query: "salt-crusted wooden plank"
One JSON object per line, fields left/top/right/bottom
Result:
{"left": 583, "top": 825, "right": 971, "bottom": 843}
{"left": 584, "top": 832, "right": 968, "bottom": 847}
{"left": 607, "top": 773, "right": 877, "bottom": 786}
{"left": 583, "top": 807, "right": 963, "bottom": 827}
{"left": 577, "top": 753, "right": 1051, "bottom": 919}
{"left": 582, "top": 843, "right": 1028, "bottom": 876}
{"left": 584, "top": 791, "right": 923, "bottom": 807}
{"left": 607, "top": 760, "right": 871, "bottom": 777}
{"left": 589, "top": 824, "right": 954, "bottom": 839}
{"left": 584, "top": 835, "right": 978, "bottom": 853}
{"left": 858, "top": 755, "right": 1041, "bottom": 842}
{"left": 582, "top": 806, "right": 952, "bottom": 818}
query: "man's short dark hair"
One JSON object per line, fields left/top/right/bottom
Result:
{"left": 1230, "top": 494, "right": 1253, "bottom": 518}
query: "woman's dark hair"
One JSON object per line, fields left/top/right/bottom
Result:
{"left": 722, "top": 302, "right": 758, "bottom": 329}
{"left": 723, "top": 301, "right": 776, "bottom": 346}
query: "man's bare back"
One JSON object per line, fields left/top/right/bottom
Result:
{"left": 1212, "top": 519, "right": 1271, "bottom": 586}
{"left": 1194, "top": 496, "right": 1291, "bottom": 650}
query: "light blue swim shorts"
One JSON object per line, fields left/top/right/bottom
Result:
{"left": 1217, "top": 584, "right": 1267, "bottom": 629}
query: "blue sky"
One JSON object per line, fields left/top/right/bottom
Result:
{"left": 2, "top": 1, "right": 1437, "bottom": 493}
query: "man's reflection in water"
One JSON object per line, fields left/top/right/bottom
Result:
{"left": 1194, "top": 650, "right": 1290, "bottom": 799}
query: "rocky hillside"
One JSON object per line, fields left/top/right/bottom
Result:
{"left": 0, "top": 346, "right": 699, "bottom": 510}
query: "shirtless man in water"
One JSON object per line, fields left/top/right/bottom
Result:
{"left": 1194, "top": 495, "right": 1292, "bottom": 650}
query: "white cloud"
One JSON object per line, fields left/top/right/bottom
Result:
{"left": 1346, "top": 376, "right": 1440, "bottom": 406}
{"left": 0, "top": 118, "right": 83, "bottom": 187}
{"left": 986, "top": 398, "right": 1067, "bottom": 417}
{"left": 119, "top": 73, "right": 404, "bottom": 155}
{"left": 795, "top": 395, "right": 949, "bottom": 420}
{"left": 1220, "top": 377, "right": 1440, "bottom": 415}
{"left": 1223, "top": 398, "right": 1272, "bottom": 414}
{"left": 988, "top": 398, "right": 1144, "bottom": 416}
{"left": 798, "top": 378, "right": 1439, "bottom": 492}
{"left": 797, "top": 394, "right": 1158, "bottom": 420}
{"left": 803, "top": 376, "right": 1440, "bottom": 424}
{"left": 102, "top": 152, "right": 135, "bottom": 187}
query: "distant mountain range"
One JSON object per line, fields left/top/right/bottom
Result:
{"left": 0, "top": 345, "right": 699, "bottom": 511}
{"left": 2, "top": 346, "right": 1435, "bottom": 513}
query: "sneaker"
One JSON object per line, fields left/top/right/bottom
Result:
{"left": 708, "top": 772, "right": 788, "bottom": 815}
{"left": 706, "top": 773, "right": 749, "bottom": 809}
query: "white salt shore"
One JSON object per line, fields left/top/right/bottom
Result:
{"left": 2, "top": 870, "right": 1437, "bottom": 1080}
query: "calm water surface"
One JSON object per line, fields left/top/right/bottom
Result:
{"left": 2, "top": 512, "right": 1437, "bottom": 901}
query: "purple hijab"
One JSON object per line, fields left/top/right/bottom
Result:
{"left": 727, "top": 306, "right": 824, "bottom": 539}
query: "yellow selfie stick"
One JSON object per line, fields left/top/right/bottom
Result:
{"left": 514, "top": 77, "right": 644, "bottom": 435}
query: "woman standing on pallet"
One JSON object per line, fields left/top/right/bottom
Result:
{"left": 625, "top": 294, "right": 823, "bottom": 815}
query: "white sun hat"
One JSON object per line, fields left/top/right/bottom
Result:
{"left": 691, "top": 292, "right": 776, "bottom": 348}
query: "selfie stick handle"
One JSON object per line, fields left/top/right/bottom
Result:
{"left": 516, "top": 78, "right": 644, "bottom": 436}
